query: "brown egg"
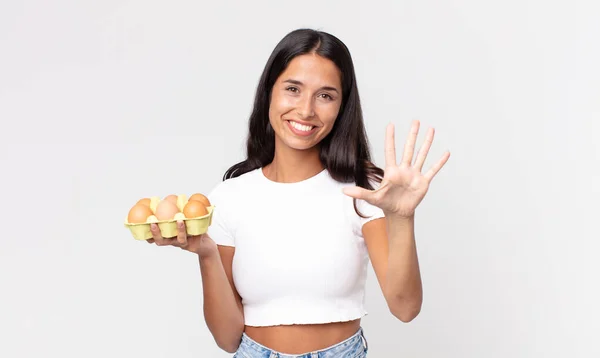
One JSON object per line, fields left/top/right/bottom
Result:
{"left": 183, "top": 200, "right": 209, "bottom": 218}
{"left": 164, "top": 194, "right": 178, "bottom": 205}
{"left": 189, "top": 193, "right": 211, "bottom": 207}
{"left": 155, "top": 199, "right": 180, "bottom": 221}
{"left": 136, "top": 198, "right": 151, "bottom": 206}
{"left": 127, "top": 204, "right": 154, "bottom": 223}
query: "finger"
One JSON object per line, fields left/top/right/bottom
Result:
{"left": 150, "top": 223, "right": 173, "bottom": 246}
{"left": 424, "top": 151, "right": 450, "bottom": 181}
{"left": 342, "top": 186, "right": 373, "bottom": 202}
{"left": 176, "top": 220, "right": 188, "bottom": 247}
{"left": 146, "top": 239, "right": 154, "bottom": 244}
{"left": 384, "top": 122, "right": 396, "bottom": 167}
{"left": 414, "top": 127, "right": 435, "bottom": 171}
{"left": 401, "top": 120, "right": 420, "bottom": 166}
{"left": 150, "top": 223, "right": 163, "bottom": 240}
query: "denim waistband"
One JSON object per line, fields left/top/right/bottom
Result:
{"left": 236, "top": 326, "right": 368, "bottom": 358}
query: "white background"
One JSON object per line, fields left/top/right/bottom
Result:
{"left": 1, "top": 0, "right": 598, "bottom": 357}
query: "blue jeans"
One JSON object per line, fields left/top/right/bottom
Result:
{"left": 233, "top": 327, "right": 369, "bottom": 358}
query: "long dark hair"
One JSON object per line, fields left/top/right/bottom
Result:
{"left": 223, "top": 28, "right": 384, "bottom": 217}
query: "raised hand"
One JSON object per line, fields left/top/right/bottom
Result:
{"left": 343, "top": 120, "right": 450, "bottom": 218}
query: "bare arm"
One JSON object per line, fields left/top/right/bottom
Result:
{"left": 382, "top": 214, "right": 422, "bottom": 321}
{"left": 363, "top": 216, "right": 422, "bottom": 323}
{"left": 148, "top": 223, "right": 244, "bottom": 353}
{"left": 200, "top": 242, "right": 244, "bottom": 353}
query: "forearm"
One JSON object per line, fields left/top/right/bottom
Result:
{"left": 384, "top": 214, "right": 423, "bottom": 322}
{"left": 199, "top": 253, "right": 244, "bottom": 353}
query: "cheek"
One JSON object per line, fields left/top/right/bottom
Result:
{"left": 272, "top": 92, "right": 296, "bottom": 110}
{"left": 269, "top": 94, "right": 294, "bottom": 121}
{"left": 318, "top": 104, "right": 341, "bottom": 127}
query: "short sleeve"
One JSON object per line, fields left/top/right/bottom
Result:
{"left": 349, "top": 178, "right": 386, "bottom": 235}
{"left": 356, "top": 198, "right": 385, "bottom": 228}
{"left": 206, "top": 181, "right": 235, "bottom": 247}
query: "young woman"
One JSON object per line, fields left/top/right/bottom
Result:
{"left": 147, "top": 28, "right": 450, "bottom": 357}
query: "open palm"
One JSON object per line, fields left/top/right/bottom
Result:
{"left": 343, "top": 120, "right": 450, "bottom": 218}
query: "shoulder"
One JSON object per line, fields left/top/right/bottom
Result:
{"left": 206, "top": 169, "right": 260, "bottom": 246}
{"left": 208, "top": 168, "right": 260, "bottom": 203}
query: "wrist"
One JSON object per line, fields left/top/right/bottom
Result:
{"left": 386, "top": 213, "right": 415, "bottom": 237}
{"left": 385, "top": 211, "right": 415, "bottom": 223}
{"left": 197, "top": 248, "right": 220, "bottom": 262}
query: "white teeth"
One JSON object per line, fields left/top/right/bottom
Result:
{"left": 290, "top": 121, "right": 314, "bottom": 132}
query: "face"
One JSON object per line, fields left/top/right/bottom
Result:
{"left": 268, "top": 53, "right": 343, "bottom": 152}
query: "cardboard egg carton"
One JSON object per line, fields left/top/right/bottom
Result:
{"left": 124, "top": 194, "right": 214, "bottom": 240}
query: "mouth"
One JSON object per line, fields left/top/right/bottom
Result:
{"left": 286, "top": 120, "right": 318, "bottom": 136}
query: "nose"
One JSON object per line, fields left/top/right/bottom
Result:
{"left": 296, "top": 94, "right": 315, "bottom": 119}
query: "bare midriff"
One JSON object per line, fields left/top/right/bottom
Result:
{"left": 244, "top": 319, "right": 361, "bottom": 354}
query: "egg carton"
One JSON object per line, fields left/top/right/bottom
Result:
{"left": 124, "top": 195, "right": 214, "bottom": 240}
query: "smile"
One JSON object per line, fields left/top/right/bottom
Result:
{"left": 286, "top": 120, "right": 318, "bottom": 136}
{"left": 289, "top": 121, "right": 314, "bottom": 132}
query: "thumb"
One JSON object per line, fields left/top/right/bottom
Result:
{"left": 342, "top": 186, "right": 372, "bottom": 201}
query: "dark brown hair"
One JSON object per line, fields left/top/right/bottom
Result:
{"left": 223, "top": 28, "right": 383, "bottom": 217}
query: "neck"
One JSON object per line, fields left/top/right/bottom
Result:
{"left": 263, "top": 143, "right": 324, "bottom": 183}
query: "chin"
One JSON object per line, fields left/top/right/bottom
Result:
{"left": 276, "top": 135, "right": 320, "bottom": 152}
{"left": 286, "top": 140, "right": 319, "bottom": 151}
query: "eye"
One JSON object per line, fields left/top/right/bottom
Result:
{"left": 286, "top": 86, "right": 299, "bottom": 93}
{"left": 319, "top": 93, "right": 334, "bottom": 100}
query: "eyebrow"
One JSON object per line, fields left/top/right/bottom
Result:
{"left": 283, "top": 79, "right": 339, "bottom": 94}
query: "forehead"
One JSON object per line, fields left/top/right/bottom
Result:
{"left": 278, "top": 53, "right": 341, "bottom": 88}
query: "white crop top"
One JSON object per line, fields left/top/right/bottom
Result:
{"left": 206, "top": 167, "right": 385, "bottom": 327}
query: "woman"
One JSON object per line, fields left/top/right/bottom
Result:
{"left": 148, "top": 28, "right": 450, "bottom": 357}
